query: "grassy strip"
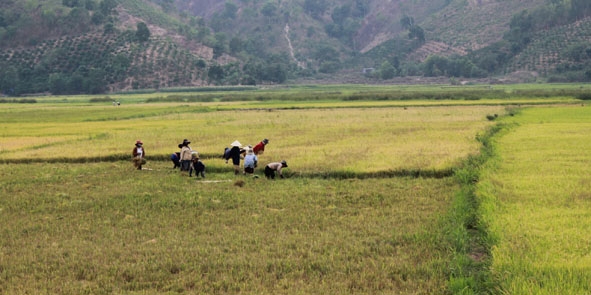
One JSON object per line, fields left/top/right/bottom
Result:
{"left": 0, "top": 98, "right": 37, "bottom": 103}
{"left": 127, "top": 88, "right": 591, "bottom": 103}
{"left": 441, "top": 119, "right": 515, "bottom": 294}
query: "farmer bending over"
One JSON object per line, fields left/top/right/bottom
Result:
{"left": 265, "top": 160, "right": 288, "bottom": 179}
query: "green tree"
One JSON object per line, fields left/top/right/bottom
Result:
{"left": 571, "top": 0, "right": 591, "bottom": 19}
{"left": 304, "top": 0, "right": 327, "bottom": 18}
{"left": 85, "top": 0, "right": 97, "bottom": 10}
{"left": 195, "top": 59, "right": 207, "bottom": 69}
{"left": 68, "top": 73, "right": 85, "bottom": 93}
{"left": 0, "top": 11, "right": 6, "bottom": 27}
{"left": 213, "top": 33, "right": 227, "bottom": 58}
{"left": 353, "top": 0, "right": 369, "bottom": 17}
{"left": 48, "top": 73, "right": 68, "bottom": 95}
{"left": 110, "top": 54, "right": 131, "bottom": 80}
{"left": 136, "top": 22, "right": 150, "bottom": 42}
{"left": 264, "top": 63, "right": 287, "bottom": 83}
{"left": 0, "top": 64, "right": 19, "bottom": 95}
{"left": 103, "top": 22, "right": 115, "bottom": 34}
{"left": 99, "top": 0, "right": 117, "bottom": 15}
{"left": 208, "top": 64, "right": 225, "bottom": 83}
{"left": 66, "top": 7, "right": 91, "bottom": 32}
{"left": 222, "top": 1, "right": 238, "bottom": 19}
{"left": 85, "top": 68, "right": 107, "bottom": 94}
{"left": 379, "top": 61, "right": 397, "bottom": 79}
{"left": 400, "top": 15, "right": 414, "bottom": 30}
{"left": 243, "top": 60, "right": 264, "bottom": 82}
{"left": 158, "top": 0, "right": 174, "bottom": 12}
{"left": 423, "top": 55, "right": 448, "bottom": 77}
{"left": 63, "top": 0, "right": 81, "bottom": 8}
{"left": 331, "top": 4, "right": 351, "bottom": 25}
{"left": 92, "top": 11, "right": 105, "bottom": 24}
{"left": 313, "top": 44, "right": 339, "bottom": 63}
{"left": 408, "top": 25, "right": 425, "bottom": 42}
{"left": 261, "top": 2, "right": 278, "bottom": 18}
{"left": 229, "top": 37, "right": 243, "bottom": 54}
{"left": 504, "top": 10, "right": 533, "bottom": 53}
{"left": 318, "top": 61, "right": 340, "bottom": 73}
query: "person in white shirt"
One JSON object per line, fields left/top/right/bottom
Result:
{"left": 179, "top": 139, "right": 193, "bottom": 172}
{"left": 243, "top": 146, "right": 258, "bottom": 175}
{"left": 132, "top": 140, "right": 146, "bottom": 170}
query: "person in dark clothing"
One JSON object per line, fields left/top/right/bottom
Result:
{"left": 189, "top": 152, "right": 205, "bottom": 178}
{"left": 171, "top": 144, "right": 182, "bottom": 169}
{"left": 228, "top": 140, "right": 243, "bottom": 175}
{"left": 171, "top": 152, "right": 180, "bottom": 169}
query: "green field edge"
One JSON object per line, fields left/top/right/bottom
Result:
{"left": 441, "top": 119, "right": 515, "bottom": 294}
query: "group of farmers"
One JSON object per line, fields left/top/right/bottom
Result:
{"left": 132, "top": 138, "right": 288, "bottom": 179}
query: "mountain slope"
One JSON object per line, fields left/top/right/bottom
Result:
{"left": 1, "top": 0, "right": 591, "bottom": 95}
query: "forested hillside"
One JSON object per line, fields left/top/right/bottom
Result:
{"left": 1, "top": 0, "right": 591, "bottom": 96}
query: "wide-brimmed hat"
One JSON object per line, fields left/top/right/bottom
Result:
{"left": 136, "top": 140, "right": 143, "bottom": 145}
{"left": 182, "top": 139, "right": 191, "bottom": 145}
{"left": 281, "top": 160, "right": 288, "bottom": 167}
{"left": 231, "top": 140, "right": 241, "bottom": 147}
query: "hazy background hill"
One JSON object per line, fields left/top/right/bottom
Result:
{"left": 1, "top": 0, "right": 590, "bottom": 95}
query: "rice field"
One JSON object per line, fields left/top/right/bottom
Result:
{"left": 478, "top": 105, "right": 591, "bottom": 294}
{"left": 0, "top": 85, "right": 589, "bottom": 294}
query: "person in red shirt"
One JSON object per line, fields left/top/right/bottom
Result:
{"left": 253, "top": 138, "right": 268, "bottom": 155}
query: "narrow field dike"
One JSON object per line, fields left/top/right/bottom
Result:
{"left": 442, "top": 119, "right": 510, "bottom": 294}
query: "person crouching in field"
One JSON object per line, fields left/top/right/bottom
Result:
{"left": 265, "top": 160, "right": 288, "bottom": 179}
{"left": 132, "top": 140, "right": 146, "bottom": 170}
{"left": 243, "top": 147, "right": 258, "bottom": 175}
{"left": 189, "top": 152, "right": 205, "bottom": 178}
{"left": 171, "top": 152, "right": 180, "bottom": 169}
{"left": 171, "top": 144, "right": 182, "bottom": 169}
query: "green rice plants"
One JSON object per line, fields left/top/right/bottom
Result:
{"left": 478, "top": 106, "right": 591, "bottom": 294}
